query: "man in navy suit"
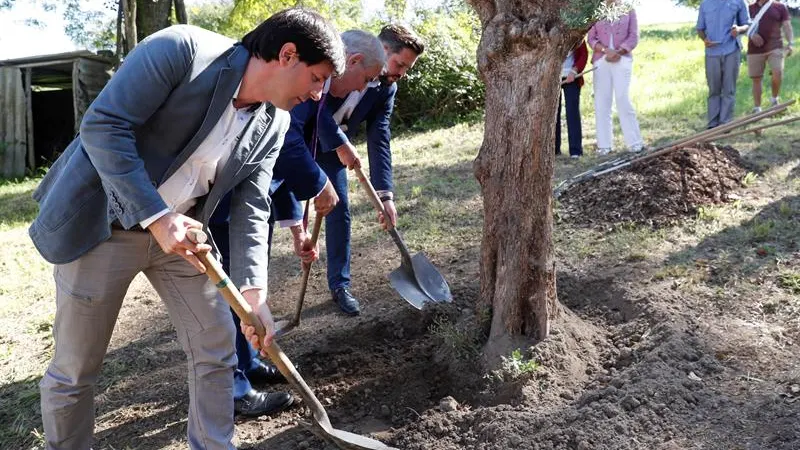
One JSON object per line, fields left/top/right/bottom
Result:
{"left": 211, "top": 29, "right": 386, "bottom": 418}
{"left": 314, "top": 24, "right": 425, "bottom": 316}
{"left": 242, "top": 25, "right": 425, "bottom": 352}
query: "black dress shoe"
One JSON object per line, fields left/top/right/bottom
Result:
{"left": 245, "top": 359, "right": 288, "bottom": 385}
{"left": 234, "top": 389, "right": 294, "bottom": 418}
{"left": 332, "top": 287, "right": 361, "bottom": 316}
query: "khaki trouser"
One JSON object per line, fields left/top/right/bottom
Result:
{"left": 40, "top": 229, "right": 237, "bottom": 450}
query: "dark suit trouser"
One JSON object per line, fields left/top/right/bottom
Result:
{"left": 317, "top": 154, "right": 352, "bottom": 292}
{"left": 556, "top": 80, "right": 583, "bottom": 156}
{"left": 209, "top": 220, "right": 274, "bottom": 399}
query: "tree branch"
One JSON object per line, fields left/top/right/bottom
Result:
{"left": 466, "top": 0, "right": 496, "bottom": 24}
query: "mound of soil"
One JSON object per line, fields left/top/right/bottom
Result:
{"left": 559, "top": 144, "right": 750, "bottom": 227}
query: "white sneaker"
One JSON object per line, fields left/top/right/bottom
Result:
{"left": 629, "top": 144, "right": 644, "bottom": 153}
{"left": 752, "top": 106, "right": 762, "bottom": 114}
{"left": 770, "top": 97, "right": 780, "bottom": 107}
{"left": 597, "top": 147, "right": 611, "bottom": 156}
{"left": 570, "top": 154, "right": 580, "bottom": 159}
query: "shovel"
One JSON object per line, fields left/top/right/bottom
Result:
{"left": 273, "top": 212, "right": 323, "bottom": 338}
{"left": 353, "top": 166, "right": 452, "bottom": 309}
{"left": 187, "top": 228, "right": 396, "bottom": 450}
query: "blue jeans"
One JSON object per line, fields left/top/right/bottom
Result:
{"left": 556, "top": 80, "right": 583, "bottom": 156}
{"left": 317, "top": 152, "right": 352, "bottom": 292}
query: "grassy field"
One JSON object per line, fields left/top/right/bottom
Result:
{"left": 1, "top": 20, "right": 799, "bottom": 448}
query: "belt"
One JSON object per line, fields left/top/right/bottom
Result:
{"left": 111, "top": 221, "right": 147, "bottom": 232}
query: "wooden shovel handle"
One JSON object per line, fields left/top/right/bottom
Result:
{"left": 293, "top": 213, "right": 323, "bottom": 322}
{"left": 186, "top": 228, "right": 265, "bottom": 337}
{"left": 353, "top": 166, "right": 393, "bottom": 229}
{"left": 353, "top": 166, "right": 415, "bottom": 264}
{"left": 185, "top": 228, "right": 333, "bottom": 430}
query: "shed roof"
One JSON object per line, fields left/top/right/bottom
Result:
{"left": 0, "top": 50, "right": 114, "bottom": 68}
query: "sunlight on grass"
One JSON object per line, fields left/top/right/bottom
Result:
{"left": 577, "top": 19, "right": 800, "bottom": 151}
{"left": 0, "top": 178, "right": 40, "bottom": 232}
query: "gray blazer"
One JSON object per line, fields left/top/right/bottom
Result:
{"left": 29, "top": 25, "right": 289, "bottom": 289}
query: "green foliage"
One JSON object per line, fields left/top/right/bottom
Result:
{"left": 491, "top": 349, "right": 540, "bottom": 381}
{"left": 384, "top": 0, "right": 407, "bottom": 21}
{"left": 676, "top": 0, "right": 701, "bottom": 8}
{"left": 188, "top": 0, "right": 234, "bottom": 34}
{"left": 429, "top": 316, "right": 482, "bottom": 360}
{"left": 778, "top": 272, "right": 800, "bottom": 294}
{"left": 562, "top": 0, "right": 638, "bottom": 30}
{"left": 223, "top": 0, "right": 363, "bottom": 39}
{"left": 392, "top": 7, "right": 484, "bottom": 129}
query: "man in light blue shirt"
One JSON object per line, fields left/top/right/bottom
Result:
{"left": 696, "top": 0, "right": 750, "bottom": 128}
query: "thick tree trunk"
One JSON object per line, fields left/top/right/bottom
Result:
{"left": 122, "top": 0, "right": 137, "bottom": 54}
{"left": 136, "top": 0, "right": 172, "bottom": 41}
{"left": 467, "top": 1, "right": 585, "bottom": 365}
{"left": 174, "top": 0, "right": 188, "bottom": 24}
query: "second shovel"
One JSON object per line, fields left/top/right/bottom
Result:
{"left": 354, "top": 166, "right": 452, "bottom": 308}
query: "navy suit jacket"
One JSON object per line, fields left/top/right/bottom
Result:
{"left": 270, "top": 82, "right": 398, "bottom": 222}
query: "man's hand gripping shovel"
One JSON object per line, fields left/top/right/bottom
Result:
{"left": 187, "top": 228, "right": 396, "bottom": 450}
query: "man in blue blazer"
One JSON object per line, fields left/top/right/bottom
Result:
{"left": 271, "top": 24, "right": 425, "bottom": 316}
{"left": 209, "top": 29, "right": 386, "bottom": 417}
{"left": 28, "top": 9, "right": 344, "bottom": 450}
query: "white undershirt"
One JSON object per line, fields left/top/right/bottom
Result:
{"left": 140, "top": 83, "right": 255, "bottom": 229}
{"left": 332, "top": 80, "right": 380, "bottom": 130}
{"left": 277, "top": 80, "right": 381, "bottom": 230}
{"left": 562, "top": 51, "right": 576, "bottom": 78}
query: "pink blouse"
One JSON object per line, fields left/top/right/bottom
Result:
{"left": 587, "top": 10, "right": 640, "bottom": 63}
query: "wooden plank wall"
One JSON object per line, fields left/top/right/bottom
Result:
{"left": 74, "top": 58, "right": 112, "bottom": 134}
{"left": 0, "top": 67, "right": 27, "bottom": 179}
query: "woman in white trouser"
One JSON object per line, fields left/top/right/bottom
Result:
{"left": 588, "top": 5, "right": 644, "bottom": 155}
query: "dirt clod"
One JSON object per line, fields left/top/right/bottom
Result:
{"left": 559, "top": 144, "right": 750, "bottom": 227}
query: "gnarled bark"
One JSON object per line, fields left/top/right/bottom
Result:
{"left": 467, "top": 1, "right": 587, "bottom": 365}
{"left": 136, "top": 0, "right": 172, "bottom": 41}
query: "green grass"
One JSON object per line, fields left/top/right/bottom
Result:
{"left": 574, "top": 19, "right": 800, "bottom": 152}
{"left": 0, "top": 177, "right": 40, "bottom": 232}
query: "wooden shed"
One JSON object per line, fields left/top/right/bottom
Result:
{"left": 0, "top": 51, "right": 114, "bottom": 178}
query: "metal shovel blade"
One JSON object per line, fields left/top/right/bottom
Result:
{"left": 305, "top": 424, "right": 397, "bottom": 450}
{"left": 388, "top": 252, "right": 452, "bottom": 309}
{"left": 273, "top": 317, "right": 298, "bottom": 338}
{"left": 410, "top": 252, "right": 452, "bottom": 302}
{"left": 388, "top": 264, "right": 431, "bottom": 310}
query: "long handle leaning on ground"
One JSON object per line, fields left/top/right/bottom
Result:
{"left": 185, "top": 228, "right": 335, "bottom": 431}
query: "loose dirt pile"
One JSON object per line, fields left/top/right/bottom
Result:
{"left": 559, "top": 144, "right": 750, "bottom": 227}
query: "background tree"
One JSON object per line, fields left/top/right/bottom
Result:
{"left": 223, "top": 0, "right": 362, "bottom": 38}
{"left": 188, "top": 0, "right": 234, "bottom": 34}
{"left": 392, "top": 3, "right": 484, "bottom": 127}
{"left": 464, "top": 0, "right": 633, "bottom": 365}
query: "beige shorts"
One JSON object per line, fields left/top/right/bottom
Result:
{"left": 747, "top": 49, "right": 785, "bottom": 78}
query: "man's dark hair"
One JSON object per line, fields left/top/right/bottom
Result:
{"left": 378, "top": 23, "right": 425, "bottom": 56}
{"left": 242, "top": 8, "right": 346, "bottom": 76}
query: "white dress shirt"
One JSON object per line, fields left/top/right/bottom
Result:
{"left": 140, "top": 83, "right": 255, "bottom": 229}
{"left": 332, "top": 80, "right": 380, "bottom": 131}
